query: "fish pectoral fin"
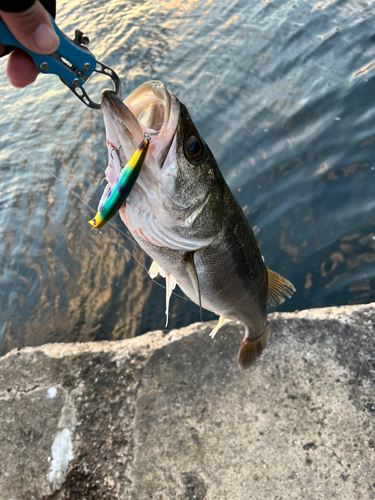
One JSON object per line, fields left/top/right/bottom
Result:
{"left": 149, "top": 260, "right": 166, "bottom": 279}
{"left": 165, "top": 273, "right": 177, "bottom": 327}
{"left": 209, "top": 316, "right": 230, "bottom": 339}
{"left": 266, "top": 266, "right": 296, "bottom": 307}
{"left": 184, "top": 251, "right": 202, "bottom": 322}
{"left": 238, "top": 324, "right": 270, "bottom": 369}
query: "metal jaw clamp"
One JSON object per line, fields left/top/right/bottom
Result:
{"left": 0, "top": 18, "right": 121, "bottom": 109}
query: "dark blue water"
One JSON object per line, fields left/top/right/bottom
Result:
{"left": 1, "top": 0, "right": 374, "bottom": 353}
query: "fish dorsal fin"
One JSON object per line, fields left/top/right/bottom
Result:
{"left": 265, "top": 266, "right": 296, "bottom": 307}
{"left": 184, "top": 251, "right": 202, "bottom": 322}
{"left": 148, "top": 261, "right": 177, "bottom": 327}
{"left": 209, "top": 316, "right": 230, "bottom": 339}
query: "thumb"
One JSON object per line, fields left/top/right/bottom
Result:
{"left": 0, "top": 0, "right": 59, "bottom": 54}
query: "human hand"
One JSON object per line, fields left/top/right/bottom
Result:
{"left": 0, "top": 0, "right": 59, "bottom": 88}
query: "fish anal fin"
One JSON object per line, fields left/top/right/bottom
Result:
{"left": 210, "top": 316, "right": 230, "bottom": 339}
{"left": 184, "top": 251, "right": 202, "bottom": 322}
{"left": 266, "top": 266, "right": 296, "bottom": 307}
{"left": 238, "top": 325, "right": 270, "bottom": 369}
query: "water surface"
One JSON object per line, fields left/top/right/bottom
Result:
{"left": 1, "top": 0, "right": 374, "bottom": 353}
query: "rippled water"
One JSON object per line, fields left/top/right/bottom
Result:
{"left": 1, "top": 0, "right": 374, "bottom": 353}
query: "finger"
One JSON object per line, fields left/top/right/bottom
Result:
{"left": 6, "top": 48, "right": 39, "bottom": 87}
{"left": 0, "top": 0, "right": 59, "bottom": 55}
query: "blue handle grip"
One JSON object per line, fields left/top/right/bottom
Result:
{"left": 0, "top": 18, "right": 96, "bottom": 88}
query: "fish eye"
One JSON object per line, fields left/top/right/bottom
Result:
{"left": 185, "top": 135, "right": 203, "bottom": 161}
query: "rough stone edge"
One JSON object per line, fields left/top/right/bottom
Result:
{"left": 2, "top": 302, "right": 373, "bottom": 361}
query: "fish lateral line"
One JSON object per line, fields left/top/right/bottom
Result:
{"left": 89, "top": 134, "right": 151, "bottom": 229}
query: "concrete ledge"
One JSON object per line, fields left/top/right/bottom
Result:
{"left": 0, "top": 303, "right": 374, "bottom": 499}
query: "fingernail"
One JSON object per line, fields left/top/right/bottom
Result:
{"left": 32, "top": 23, "right": 60, "bottom": 54}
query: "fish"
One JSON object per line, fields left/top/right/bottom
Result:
{"left": 99, "top": 80, "right": 295, "bottom": 368}
{"left": 89, "top": 134, "right": 150, "bottom": 229}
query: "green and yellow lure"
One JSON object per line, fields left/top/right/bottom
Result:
{"left": 89, "top": 134, "right": 150, "bottom": 229}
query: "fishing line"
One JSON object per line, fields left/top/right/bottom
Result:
{"left": 2, "top": 128, "right": 192, "bottom": 303}
{"left": 92, "top": 228, "right": 191, "bottom": 302}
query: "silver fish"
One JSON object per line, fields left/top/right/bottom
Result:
{"left": 99, "top": 81, "right": 295, "bottom": 368}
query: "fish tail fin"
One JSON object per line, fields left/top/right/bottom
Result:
{"left": 237, "top": 324, "right": 270, "bottom": 369}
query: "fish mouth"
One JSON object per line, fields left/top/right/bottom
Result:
{"left": 124, "top": 80, "right": 173, "bottom": 136}
{"left": 101, "top": 80, "right": 180, "bottom": 176}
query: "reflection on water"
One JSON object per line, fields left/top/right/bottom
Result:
{"left": 0, "top": 0, "right": 374, "bottom": 354}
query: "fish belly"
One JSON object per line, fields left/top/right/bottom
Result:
{"left": 126, "top": 188, "right": 268, "bottom": 340}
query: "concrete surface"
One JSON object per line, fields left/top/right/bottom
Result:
{"left": 0, "top": 303, "right": 374, "bottom": 500}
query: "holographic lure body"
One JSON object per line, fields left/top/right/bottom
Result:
{"left": 89, "top": 134, "right": 150, "bottom": 228}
